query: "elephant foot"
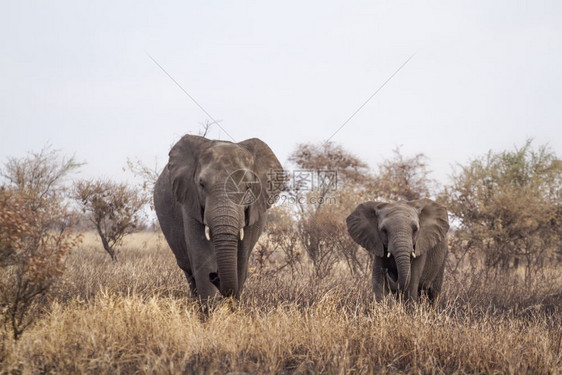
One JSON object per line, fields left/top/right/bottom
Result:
{"left": 209, "top": 272, "right": 221, "bottom": 289}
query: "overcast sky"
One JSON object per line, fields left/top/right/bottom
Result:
{"left": 1, "top": 1, "right": 561, "bottom": 187}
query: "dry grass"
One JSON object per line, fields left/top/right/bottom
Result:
{"left": 1, "top": 232, "right": 561, "bottom": 374}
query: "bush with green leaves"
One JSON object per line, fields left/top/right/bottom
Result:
{"left": 441, "top": 140, "right": 561, "bottom": 280}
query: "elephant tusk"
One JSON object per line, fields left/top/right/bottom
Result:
{"left": 205, "top": 226, "right": 211, "bottom": 241}
{"left": 412, "top": 250, "right": 416, "bottom": 258}
{"left": 240, "top": 228, "right": 244, "bottom": 241}
{"left": 387, "top": 252, "right": 391, "bottom": 258}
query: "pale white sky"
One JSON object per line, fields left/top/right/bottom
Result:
{"left": 1, "top": 1, "right": 561, "bottom": 187}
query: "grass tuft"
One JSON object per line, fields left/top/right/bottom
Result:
{"left": 1, "top": 232, "right": 560, "bottom": 374}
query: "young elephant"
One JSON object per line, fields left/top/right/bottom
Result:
{"left": 346, "top": 199, "right": 449, "bottom": 303}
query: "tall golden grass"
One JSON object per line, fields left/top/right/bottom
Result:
{"left": 1, "top": 232, "right": 561, "bottom": 374}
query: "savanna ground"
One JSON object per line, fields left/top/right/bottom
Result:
{"left": 1, "top": 231, "right": 561, "bottom": 374}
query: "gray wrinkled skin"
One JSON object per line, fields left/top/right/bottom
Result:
{"left": 154, "top": 135, "right": 283, "bottom": 303}
{"left": 346, "top": 199, "right": 450, "bottom": 303}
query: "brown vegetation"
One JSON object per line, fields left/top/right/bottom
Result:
{"left": 287, "top": 142, "right": 372, "bottom": 279}
{"left": 74, "top": 179, "right": 149, "bottom": 261}
{"left": 0, "top": 147, "right": 81, "bottom": 342}
{"left": 1, "top": 140, "right": 561, "bottom": 373}
{"left": 441, "top": 140, "right": 562, "bottom": 280}
{"left": 0, "top": 232, "right": 560, "bottom": 374}
{"left": 372, "top": 147, "right": 434, "bottom": 201}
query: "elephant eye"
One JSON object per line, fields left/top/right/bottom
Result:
{"left": 199, "top": 179, "right": 205, "bottom": 188}
{"left": 412, "top": 223, "right": 419, "bottom": 233}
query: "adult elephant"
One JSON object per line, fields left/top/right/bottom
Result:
{"left": 346, "top": 199, "right": 449, "bottom": 303}
{"left": 154, "top": 135, "right": 283, "bottom": 302}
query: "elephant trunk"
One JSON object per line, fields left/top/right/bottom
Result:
{"left": 206, "top": 188, "right": 243, "bottom": 297}
{"left": 390, "top": 237, "right": 412, "bottom": 296}
{"left": 212, "top": 230, "right": 239, "bottom": 297}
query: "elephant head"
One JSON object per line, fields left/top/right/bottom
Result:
{"left": 167, "top": 135, "right": 282, "bottom": 297}
{"left": 346, "top": 199, "right": 449, "bottom": 296}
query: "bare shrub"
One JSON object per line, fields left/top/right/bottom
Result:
{"left": 251, "top": 206, "right": 302, "bottom": 277}
{"left": 441, "top": 140, "right": 562, "bottom": 281}
{"left": 0, "top": 146, "right": 82, "bottom": 341}
{"left": 251, "top": 239, "right": 278, "bottom": 277}
{"left": 286, "top": 142, "right": 373, "bottom": 278}
{"left": 1, "top": 145, "right": 83, "bottom": 200}
{"left": 124, "top": 157, "right": 160, "bottom": 212}
{"left": 74, "top": 180, "right": 149, "bottom": 261}
{"left": 371, "top": 147, "right": 434, "bottom": 201}
{"left": 266, "top": 206, "right": 302, "bottom": 275}
{"left": 0, "top": 190, "right": 79, "bottom": 341}
{"left": 297, "top": 209, "right": 343, "bottom": 279}
{"left": 288, "top": 141, "right": 371, "bottom": 210}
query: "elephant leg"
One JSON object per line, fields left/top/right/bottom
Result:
{"left": 180, "top": 267, "right": 197, "bottom": 297}
{"left": 425, "top": 241, "right": 448, "bottom": 305}
{"left": 372, "top": 256, "right": 386, "bottom": 302}
{"left": 236, "top": 219, "right": 265, "bottom": 295}
{"left": 192, "top": 258, "right": 219, "bottom": 301}
{"left": 190, "top": 255, "right": 219, "bottom": 302}
{"left": 183, "top": 216, "right": 219, "bottom": 302}
{"left": 155, "top": 169, "right": 200, "bottom": 296}
{"left": 407, "top": 254, "right": 427, "bottom": 302}
{"left": 427, "top": 263, "right": 445, "bottom": 305}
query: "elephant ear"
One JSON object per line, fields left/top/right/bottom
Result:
{"left": 346, "top": 202, "right": 386, "bottom": 257}
{"left": 167, "top": 135, "right": 210, "bottom": 222}
{"left": 238, "top": 138, "right": 284, "bottom": 226}
{"left": 408, "top": 198, "right": 449, "bottom": 256}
